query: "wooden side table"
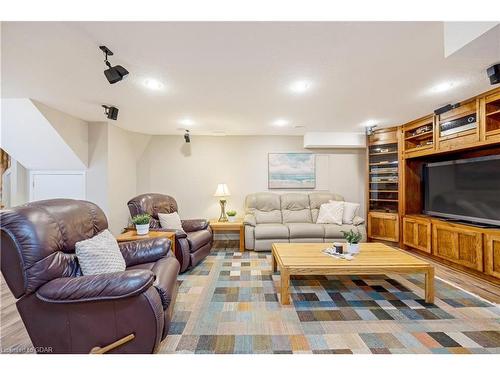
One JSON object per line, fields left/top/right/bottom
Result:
{"left": 209, "top": 219, "right": 245, "bottom": 251}
{"left": 116, "top": 230, "right": 176, "bottom": 256}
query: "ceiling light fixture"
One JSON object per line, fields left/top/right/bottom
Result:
{"left": 179, "top": 118, "right": 195, "bottom": 127}
{"left": 363, "top": 120, "right": 378, "bottom": 127}
{"left": 289, "top": 80, "right": 312, "bottom": 94}
{"left": 429, "top": 81, "right": 457, "bottom": 94}
{"left": 184, "top": 130, "right": 191, "bottom": 143}
{"left": 272, "top": 119, "right": 289, "bottom": 127}
{"left": 99, "top": 45, "right": 129, "bottom": 84}
{"left": 144, "top": 78, "right": 164, "bottom": 91}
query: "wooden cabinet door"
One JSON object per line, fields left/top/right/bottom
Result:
{"left": 368, "top": 212, "right": 399, "bottom": 242}
{"left": 485, "top": 234, "right": 500, "bottom": 278}
{"left": 403, "top": 216, "right": 431, "bottom": 253}
{"left": 432, "top": 222, "right": 483, "bottom": 271}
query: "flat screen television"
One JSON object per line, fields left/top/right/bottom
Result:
{"left": 423, "top": 155, "right": 500, "bottom": 226}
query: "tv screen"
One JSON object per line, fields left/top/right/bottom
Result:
{"left": 423, "top": 155, "right": 500, "bottom": 226}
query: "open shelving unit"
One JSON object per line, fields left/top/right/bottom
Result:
{"left": 366, "top": 127, "right": 401, "bottom": 243}
{"left": 403, "top": 115, "right": 434, "bottom": 156}
{"left": 484, "top": 92, "right": 500, "bottom": 140}
{"left": 436, "top": 100, "right": 479, "bottom": 151}
{"left": 368, "top": 142, "right": 399, "bottom": 213}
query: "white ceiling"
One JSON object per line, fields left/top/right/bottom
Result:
{"left": 2, "top": 22, "right": 499, "bottom": 135}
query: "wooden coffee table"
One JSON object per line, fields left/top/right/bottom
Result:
{"left": 271, "top": 242, "right": 434, "bottom": 305}
{"left": 116, "top": 230, "right": 176, "bottom": 256}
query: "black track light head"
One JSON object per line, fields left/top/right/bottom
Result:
{"left": 100, "top": 45, "right": 129, "bottom": 84}
{"left": 102, "top": 105, "right": 119, "bottom": 120}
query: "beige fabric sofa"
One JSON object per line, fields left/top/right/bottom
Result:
{"left": 243, "top": 192, "right": 366, "bottom": 251}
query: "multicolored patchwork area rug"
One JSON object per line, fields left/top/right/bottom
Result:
{"left": 159, "top": 248, "right": 500, "bottom": 354}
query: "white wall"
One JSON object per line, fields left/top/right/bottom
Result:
{"left": 137, "top": 135, "right": 366, "bottom": 220}
{"left": 33, "top": 100, "right": 89, "bottom": 166}
{"left": 1, "top": 158, "right": 28, "bottom": 208}
{"left": 1, "top": 99, "right": 87, "bottom": 170}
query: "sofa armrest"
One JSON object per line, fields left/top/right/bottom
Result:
{"left": 181, "top": 219, "right": 209, "bottom": 232}
{"left": 36, "top": 270, "right": 155, "bottom": 304}
{"left": 119, "top": 238, "right": 170, "bottom": 267}
{"left": 353, "top": 216, "right": 365, "bottom": 226}
{"left": 243, "top": 214, "right": 256, "bottom": 227}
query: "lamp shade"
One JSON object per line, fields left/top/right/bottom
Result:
{"left": 214, "top": 183, "right": 230, "bottom": 197}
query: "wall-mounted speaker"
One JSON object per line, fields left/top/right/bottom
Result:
{"left": 487, "top": 63, "right": 500, "bottom": 85}
{"left": 434, "top": 103, "right": 461, "bottom": 116}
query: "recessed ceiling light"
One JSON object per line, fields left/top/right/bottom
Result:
{"left": 178, "top": 118, "right": 195, "bottom": 127}
{"left": 429, "top": 81, "right": 457, "bottom": 94}
{"left": 272, "top": 119, "right": 289, "bottom": 127}
{"left": 289, "top": 80, "right": 312, "bottom": 94}
{"left": 144, "top": 78, "right": 164, "bottom": 91}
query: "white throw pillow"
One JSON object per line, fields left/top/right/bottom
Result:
{"left": 342, "top": 201, "right": 360, "bottom": 224}
{"left": 158, "top": 212, "right": 183, "bottom": 231}
{"left": 75, "top": 229, "right": 126, "bottom": 276}
{"left": 316, "top": 201, "right": 344, "bottom": 225}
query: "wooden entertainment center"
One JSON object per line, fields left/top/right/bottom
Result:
{"left": 367, "top": 86, "right": 500, "bottom": 282}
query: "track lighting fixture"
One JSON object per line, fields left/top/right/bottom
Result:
{"left": 99, "top": 45, "right": 129, "bottom": 84}
{"left": 184, "top": 129, "right": 191, "bottom": 143}
{"left": 102, "top": 105, "right": 119, "bottom": 120}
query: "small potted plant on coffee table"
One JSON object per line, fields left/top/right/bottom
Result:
{"left": 227, "top": 210, "right": 237, "bottom": 222}
{"left": 132, "top": 214, "right": 151, "bottom": 235}
{"left": 341, "top": 229, "right": 362, "bottom": 254}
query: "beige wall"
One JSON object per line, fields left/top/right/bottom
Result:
{"left": 86, "top": 122, "right": 109, "bottom": 214}
{"left": 137, "top": 135, "right": 366, "bottom": 221}
{"left": 107, "top": 126, "right": 151, "bottom": 234}
{"left": 86, "top": 122, "right": 151, "bottom": 234}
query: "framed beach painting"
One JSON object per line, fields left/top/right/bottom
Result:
{"left": 268, "top": 153, "right": 316, "bottom": 189}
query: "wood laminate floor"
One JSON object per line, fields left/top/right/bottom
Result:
{"left": 1, "top": 240, "right": 499, "bottom": 353}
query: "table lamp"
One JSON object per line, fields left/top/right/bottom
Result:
{"left": 214, "top": 183, "right": 230, "bottom": 222}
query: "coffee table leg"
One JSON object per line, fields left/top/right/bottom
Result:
{"left": 239, "top": 226, "right": 245, "bottom": 252}
{"left": 271, "top": 252, "right": 277, "bottom": 273}
{"left": 280, "top": 269, "right": 290, "bottom": 305}
{"left": 425, "top": 267, "right": 435, "bottom": 304}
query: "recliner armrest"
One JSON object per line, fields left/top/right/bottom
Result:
{"left": 243, "top": 214, "right": 256, "bottom": 227}
{"left": 353, "top": 216, "right": 365, "bottom": 226}
{"left": 181, "top": 219, "right": 209, "bottom": 232}
{"left": 36, "top": 270, "right": 155, "bottom": 304}
{"left": 119, "top": 237, "right": 170, "bottom": 267}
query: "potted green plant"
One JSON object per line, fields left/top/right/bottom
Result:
{"left": 341, "top": 229, "right": 362, "bottom": 254}
{"left": 226, "top": 210, "right": 237, "bottom": 222}
{"left": 132, "top": 214, "right": 151, "bottom": 235}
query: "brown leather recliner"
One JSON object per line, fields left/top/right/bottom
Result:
{"left": 0, "top": 199, "right": 180, "bottom": 354}
{"left": 127, "top": 193, "right": 213, "bottom": 273}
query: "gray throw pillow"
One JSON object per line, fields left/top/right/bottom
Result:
{"left": 75, "top": 229, "right": 126, "bottom": 275}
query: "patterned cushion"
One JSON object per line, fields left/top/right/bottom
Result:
{"left": 75, "top": 229, "right": 126, "bottom": 275}
{"left": 316, "top": 201, "right": 344, "bottom": 225}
